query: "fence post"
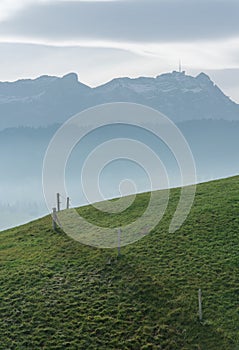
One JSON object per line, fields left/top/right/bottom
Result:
{"left": 66, "top": 197, "right": 70, "bottom": 209}
{"left": 117, "top": 228, "right": 121, "bottom": 257}
{"left": 57, "top": 193, "right": 60, "bottom": 212}
{"left": 52, "top": 207, "right": 57, "bottom": 231}
{"left": 198, "top": 288, "right": 203, "bottom": 321}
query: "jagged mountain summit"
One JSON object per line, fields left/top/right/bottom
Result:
{"left": 0, "top": 71, "right": 238, "bottom": 129}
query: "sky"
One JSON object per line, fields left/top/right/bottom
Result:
{"left": 0, "top": 0, "right": 239, "bottom": 102}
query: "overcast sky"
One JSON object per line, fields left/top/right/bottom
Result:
{"left": 0, "top": 0, "right": 239, "bottom": 102}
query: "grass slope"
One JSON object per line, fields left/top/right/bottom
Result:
{"left": 0, "top": 176, "right": 239, "bottom": 349}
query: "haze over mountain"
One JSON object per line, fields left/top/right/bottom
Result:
{"left": 1, "top": 71, "right": 239, "bottom": 231}
{"left": 0, "top": 71, "right": 238, "bottom": 130}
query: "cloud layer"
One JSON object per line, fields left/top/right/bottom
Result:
{"left": 1, "top": 0, "right": 239, "bottom": 44}
{"left": 0, "top": 0, "right": 238, "bottom": 103}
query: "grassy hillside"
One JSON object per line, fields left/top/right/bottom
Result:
{"left": 0, "top": 176, "right": 239, "bottom": 349}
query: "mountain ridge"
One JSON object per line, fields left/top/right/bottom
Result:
{"left": 0, "top": 70, "right": 238, "bottom": 130}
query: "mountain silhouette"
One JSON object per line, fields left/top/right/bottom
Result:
{"left": 0, "top": 71, "right": 238, "bottom": 130}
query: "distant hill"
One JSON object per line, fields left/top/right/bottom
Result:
{"left": 1, "top": 71, "right": 239, "bottom": 231}
{"left": 0, "top": 71, "right": 238, "bottom": 129}
{"left": 1, "top": 120, "right": 238, "bottom": 183}
{"left": 1, "top": 119, "right": 239, "bottom": 231}
{"left": 0, "top": 176, "right": 238, "bottom": 349}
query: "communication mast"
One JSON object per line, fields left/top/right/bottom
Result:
{"left": 179, "top": 59, "right": 182, "bottom": 73}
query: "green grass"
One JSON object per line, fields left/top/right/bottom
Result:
{"left": 0, "top": 176, "right": 239, "bottom": 349}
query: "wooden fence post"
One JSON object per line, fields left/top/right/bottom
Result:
{"left": 198, "top": 288, "right": 203, "bottom": 321}
{"left": 57, "top": 193, "right": 60, "bottom": 212}
{"left": 52, "top": 208, "right": 57, "bottom": 231}
{"left": 117, "top": 228, "right": 121, "bottom": 256}
{"left": 66, "top": 197, "right": 70, "bottom": 209}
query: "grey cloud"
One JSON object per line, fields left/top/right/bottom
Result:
{"left": 0, "top": 42, "right": 145, "bottom": 83}
{"left": 203, "top": 68, "right": 239, "bottom": 90}
{"left": 1, "top": 0, "right": 239, "bottom": 43}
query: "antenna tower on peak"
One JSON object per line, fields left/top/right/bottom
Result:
{"left": 179, "top": 59, "right": 182, "bottom": 73}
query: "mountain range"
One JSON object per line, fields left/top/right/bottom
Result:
{"left": 1, "top": 70, "right": 239, "bottom": 231}
{"left": 0, "top": 70, "right": 238, "bottom": 130}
